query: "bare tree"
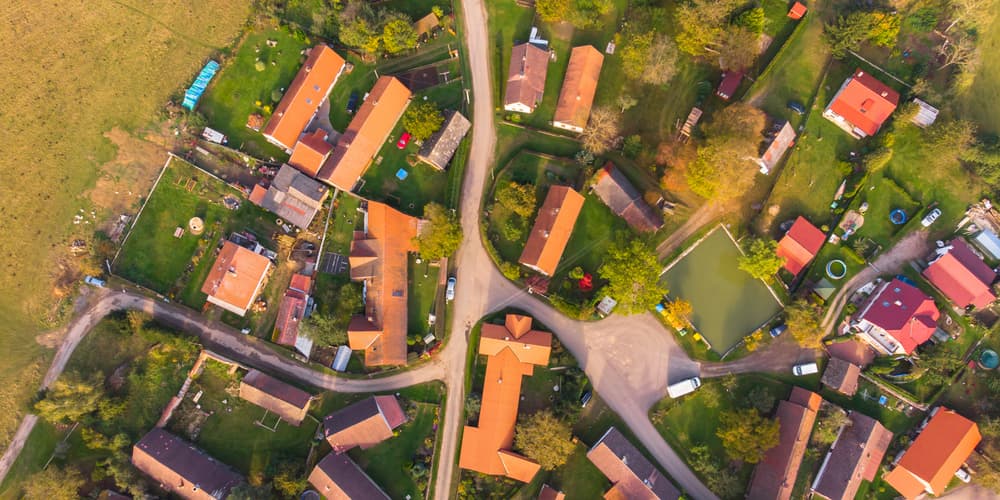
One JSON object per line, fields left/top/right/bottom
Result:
{"left": 944, "top": 0, "right": 995, "bottom": 33}
{"left": 937, "top": 33, "right": 980, "bottom": 70}
{"left": 617, "top": 94, "right": 638, "bottom": 113}
{"left": 580, "top": 106, "right": 620, "bottom": 155}
{"left": 718, "top": 27, "right": 758, "bottom": 71}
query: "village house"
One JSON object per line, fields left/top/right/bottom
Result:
{"left": 248, "top": 163, "right": 329, "bottom": 229}
{"left": 288, "top": 129, "right": 334, "bottom": 177}
{"left": 776, "top": 216, "right": 825, "bottom": 277}
{"left": 756, "top": 121, "right": 797, "bottom": 175}
{"left": 885, "top": 407, "right": 981, "bottom": 499}
{"left": 552, "top": 45, "right": 604, "bottom": 133}
{"left": 715, "top": 71, "right": 743, "bottom": 100}
{"left": 132, "top": 428, "right": 243, "bottom": 500}
{"left": 273, "top": 273, "right": 313, "bottom": 356}
{"left": 519, "top": 186, "right": 584, "bottom": 276}
{"left": 417, "top": 110, "right": 471, "bottom": 170}
{"left": 459, "top": 314, "right": 552, "bottom": 483}
{"left": 851, "top": 278, "right": 940, "bottom": 355}
{"left": 238, "top": 369, "right": 312, "bottom": 426}
{"left": 820, "top": 357, "right": 861, "bottom": 396}
{"left": 587, "top": 426, "right": 681, "bottom": 500}
{"left": 317, "top": 76, "right": 412, "bottom": 191}
{"left": 323, "top": 395, "right": 407, "bottom": 452}
{"left": 811, "top": 412, "right": 892, "bottom": 500}
{"left": 823, "top": 69, "right": 900, "bottom": 139}
{"left": 747, "top": 387, "right": 822, "bottom": 500}
{"left": 538, "top": 484, "right": 566, "bottom": 500}
{"left": 504, "top": 42, "right": 550, "bottom": 113}
{"left": 591, "top": 162, "right": 663, "bottom": 233}
{"left": 308, "top": 452, "right": 390, "bottom": 500}
{"left": 263, "top": 45, "right": 346, "bottom": 151}
{"left": 922, "top": 238, "right": 997, "bottom": 309}
{"left": 201, "top": 240, "right": 272, "bottom": 317}
{"left": 347, "top": 200, "right": 421, "bottom": 367}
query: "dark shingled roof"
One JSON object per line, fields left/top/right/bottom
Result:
{"left": 504, "top": 43, "right": 549, "bottom": 111}
{"left": 821, "top": 358, "right": 861, "bottom": 396}
{"left": 131, "top": 429, "right": 243, "bottom": 500}
{"left": 811, "top": 412, "right": 893, "bottom": 500}
{"left": 308, "top": 452, "right": 390, "bottom": 500}
{"left": 323, "top": 395, "right": 406, "bottom": 452}
{"left": 418, "top": 110, "right": 471, "bottom": 170}
{"left": 747, "top": 388, "right": 821, "bottom": 500}
{"left": 239, "top": 369, "right": 312, "bottom": 426}
{"left": 587, "top": 427, "right": 681, "bottom": 500}
{"left": 254, "top": 164, "right": 329, "bottom": 229}
{"left": 591, "top": 162, "right": 663, "bottom": 232}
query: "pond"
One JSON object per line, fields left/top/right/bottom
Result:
{"left": 661, "top": 227, "right": 783, "bottom": 354}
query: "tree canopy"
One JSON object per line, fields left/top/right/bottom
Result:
{"left": 415, "top": 202, "right": 462, "bottom": 261}
{"left": 735, "top": 7, "right": 766, "bottom": 34}
{"left": 685, "top": 103, "right": 766, "bottom": 200}
{"left": 403, "top": 101, "right": 445, "bottom": 141}
{"left": 718, "top": 27, "right": 759, "bottom": 71}
{"left": 23, "top": 466, "right": 85, "bottom": 500}
{"left": 785, "top": 299, "right": 825, "bottom": 348}
{"left": 381, "top": 13, "right": 418, "bottom": 54}
{"left": 824, "top": 10, "right": 901, "bottom": 58}
{"left": 337, "top": 2, "right": 417, "bottom": 56}
{"left": 737, "top": 238, "right": 784, "bottom": 280}
{"left": 716, "top": 409, "right": 781, "bottom": 463}
{"left": 495, "top": 181, "right": 537, "bottom": 218}
{"left": 535, "top": 0, "right": 569, "bottom": 23}
{"left": 581, "top": 106, "right": 620, "bottom": 154}
{"left": 674, "top": 0, "right": 741, "bottom": 56}
{"left": 621, "top": 32, "right": 679, "bottom": 85}
{"left": 514, "top": 410, "right": 577, "bottom": 470}
{"left": 34, "top": 371, "right": 104, "bottom": 423}
{"left": 599, "top": 237, "right": 667, "bottom": 315}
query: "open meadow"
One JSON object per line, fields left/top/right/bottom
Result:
{"left": 0, "top": 0, "right": 250, "bottom": 450}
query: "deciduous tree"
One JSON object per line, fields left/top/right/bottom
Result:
{"left": 381, "top": 12, "right": 418, "bottom": 54}
{"left": 34, "top": 371, "right": 104, "bottom": 423}
{"left": 23, "top": 466, "right": 85, "bottom": 500}
{"left": 495, "top": 182, "right": 536, "bottom": 218}
{"left": 566, "top": 0, "right": 615, "bottom": 29}
{"left": 581, "top": 106, "right": 620, "bottom": 154}
{"left": 339, "top": 17, "right": 381, "bottom": 55}
{"left": 718, "top": 27, "right": 759, "bottom": 71}
{"left": 674, "top": 0, "right": 741, "bottom": 55}
{"left": 785, "top": 299, "right": 825, "bottom": 348}
{"left": 685, "top": 103, "right": 766, "bottom": 200}
{"left": 717, "top": 409, "right": 780, "bottom": 463}
{"left": 402, "top": 101, "right": 444, "bottom": 141}
{"left": 415, "top": 202, "right": 462, "bottom": 260}
{"left": 735, "top": 7, "right": 766, "bottom": 34}
{"left": 599, "top": 237, "right": 667, "bottom": 315}
{"left": 301, "top": 283, "right": 363, "bottom": 346}
{"left": 737, "top": 238, "right": 784, "bottom": 280}
{"left": 536, "top": 0, "right": 569, "bottom": 23}
{"left": 926, "top": 120, "right": 977, "bottom": 171}
{"left": 515, "top": 410, "right": 576, "bottom": 470}
{"left": 622, "top": 33, "right": 679, "bottom": 85}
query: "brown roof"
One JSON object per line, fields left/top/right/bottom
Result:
{"left": 812, "top": 412, "right": 893, "bottom": 500}
{"left": 412, "top": 12, "right": 440, "bottom": 36}
{"left": 288, "top": 129, "right": 333, "bottom": 177}
{"left": 885, "top": 407, "right": 981, "bottom": 498}
{"left": 318, "top": 76, "right": 412, "bottom": 191}
{"left": 553, "top": 46, "right": 604, "bottom": 130}
{"left": 346, "top": 201, "right": 420, "bottom": 366}
{"left": 587, "top": 427, "right": 681, "bottom": 500}
{"left": 308, "top": 452, "right": 390, "bottom": 500}
{"left": 201, "top": 241, "right": 271, "bottom": 316}
{"left": 459, "top": 314, "right": 551, "bottom": 482}
{"left": 252, "top": 163, "right": 330, "bottom": 229}
{"left": 821, "top": 358, "right": 861, "bottom": 396}
{"left": 538, "top": 484, "right": 566, "bottom": 500}
{"left": 747, "top": 388, "right": 821, "bottom": 500}
{"left": 504, "top": 43, "right": 549, "bottom": 111}
{"left": 519, "top": 186, "right": 584, "bottom": 276}
{"left": 263, "top": 45, "right": 346, "bottom": 150}
{"left": 323, "top": 395, "right": 407, "bottom": 452}
{"left": 274, "top": 274, "right": 311, "bottom": 346}
{"left": 238, "top": 369, "right": 312, "bottom": 426}
{"left": 591, "top": 162, "right": 663, "bottom": 232}
{"left": 132, "top": 428, "right": 243, "bottom": 500}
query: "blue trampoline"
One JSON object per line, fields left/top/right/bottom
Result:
{"left": 395, "top": 168, "right": 409, "bottom": 180}
{"left": 182, "top": 60, "right": 220, "bottom": 111}
{"left": 889, "top": 209, "right": 908, "bottom": 225}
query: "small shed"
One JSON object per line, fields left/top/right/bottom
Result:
{"left": 716, "top": 71, "right": 743, "bottom": 100}
{"left": 788, "top": 2, "right": 808, "bottom": 20}
{"left": 974, "top": 229, "right": 1000, "bottom": 260}
{"left": 596, "top": 296, "right": 618, "bottom": 316}
{"left": 412, "top": 12, "right": 440, "bottom": 37}
{"left": 812, "top": 278, "right": 837, "bottom": 301}
{"left": 911, "top": 98, "right": 939, "bottom": 128}
{"left": 331, "top": 346, "right": 352, "bottom": 372}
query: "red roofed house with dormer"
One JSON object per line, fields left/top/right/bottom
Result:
{"left": 851, "top": 278, "right": 940, "bottom": 355}
{"left": 823, "top": 69, "right": 899, "bottom": 139}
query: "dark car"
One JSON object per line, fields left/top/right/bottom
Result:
{"left": 346, "top": 92, "right": 359, "bottom": 114}
{"left": 787, "top": 101, "right": 806, "bottom": 115}
{"left": 769, "top": 324, "right": 788, "bottom": 338}
{"left": 580, "top": 390, "right": 593, "bottom": 408}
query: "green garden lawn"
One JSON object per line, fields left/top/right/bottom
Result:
{"left": 408, "top": 254, "right": 441, "bottom": 338}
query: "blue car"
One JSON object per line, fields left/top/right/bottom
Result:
{"left": 769, "top": 324, "right": 788, "bottom": 338}
{"left": 346, "top": 92, "right": 359, "bottom": 114}
{"left": 787, "top": 101, "right": 806, "bottom": 115}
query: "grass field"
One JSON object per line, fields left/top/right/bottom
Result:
{"left": 200, "top": 26, "right": 310, "bottom": 159}
{"left": 408, "top": 255, "right": 441, "bottom": 338}
{"left": 957, "top": 8, "right": 1000, "bottom": 134}
{"left": 0, "top": 0, "right": 250, "bottom": 450}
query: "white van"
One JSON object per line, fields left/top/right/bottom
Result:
{"left": 792, "top": 362, "right": 819, "bottom": 376}
{"left": 667, "top": 377, "right": 702, "bottom": 398}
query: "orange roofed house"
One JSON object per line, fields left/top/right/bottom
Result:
{"left": 587, "top": 426, "right": 681, "bottom": 500}
{"left": 288, "top": 129, "right": 334, "bottom": 177}
{"left": 922, "top": 238, "right": 997, "bottom": 309}
{"left": 322, "top": 395, "right": 406, "bottom": 452}
{"left": 347, "top": 200, "right": 421, "bottom": 366}
{"left": 748, "top": 387, "right": 822, "bottom": 500}
{"left": 552, "top": 45, "right": 604, "bottom": 133}
{"left": 263, "top": 45, "right": 346, "bottom": 151}
{"left": 823, "top": 69, "right": 900, "bottom": 139}
{"left": 504, "top": 42, "right": 550, "bottom": 113}
{"left": 317, "top": 76, "right": 412, "bottom": 191}
{"left": 776, "top": 216, "right": 825, "bottom": 276}
{"left": 519, "top": 186, "right": 584, "bottom": 276}
{"left": 885, "top": 407, "right": 981, "bottom": 498}
{"left": 459, "top": 314, "right": 553, "bottom": 483}
{"left": 273, "top": 273, "right": 312, "bottom": 354}
{"left": 238, "top": 369, "right": 312, "bottom": 426}
{"left": 132, "top": 428, "right": 243, "bottom": 500}
{"left": 201, "top": 241, "right": 272, "bottom": 317}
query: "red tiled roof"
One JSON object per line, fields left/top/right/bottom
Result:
{"left": 788, "top": 2, "right": 807, "bottom": 19}
{"left": 538, "top": 484, "right": 566, "bottom": 500}
{"left": 308, "top": 452, "right": 390, "bottom": 500}
{"left": 249, "top": 184, "right": 267, "bottom": 205}
{"left": 519, "top": 186, "right": 585, "bottom": 276}
{"left": 716, "top": 71, "right": 743, "bottom": 99}
{"left": 273, "top": 288, "right": 307, "bottom": 346}
{"left": 857, "top": 278, "right": 940, "bottom": 354}
{"left": 263, "top": 45, "right": 346, "bottom": 150}
{"left": 776, "top": 216, "right": 825, "bottom": 275}
{"left": 923, "top": 239, "right": 997, "bottom": 309}
{"left": 826, "top": 69, "right": 899, "bottom": 137}
{"left": 587, "top": 427, "right": 681, "bottom": 500}
{"left": 289, "top": 273, "right": 312, "bottom": 294}
{"left": 885, "top": 408, "right": 981, "bottom": 498}
{"left": 811, "top": 412, "right": 892, "bottom": 500}
{"left": 288, "top": 129, "right": 333, "bottom": 177}
{"left": 132, "top": 429, "right": 243, "bottom": 500}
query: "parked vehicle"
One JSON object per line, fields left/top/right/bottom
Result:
{"left": 446, "top": 277, "right": 456, "bottom": 301}
{"left": 788, "top": 100, "right": 806, "bottom": 115}
{"left": 346, "top": 92, "right": 359, "bottom": 114}
{"left": 667, "top": 377, "right": 702, "bottom": 398}
{"left": 955, "top": 468, "right": 972, "bottom": 483}
{"left": 921, "top": 208, "right": 942, "bottom": 227}
{"left": 580, "top": 390, "right": 593, "bottom": 408}
{"left": 84, "top": 275, "right": 106, "bottom": 288}
{"left": 792, "top": 362, "right": 819, "bottom": 376}
{"left": 397, "top": 132, "right": 412, "bottom": 149}
{"left": 769, "top": 324, "right": 788, "bottom": 338}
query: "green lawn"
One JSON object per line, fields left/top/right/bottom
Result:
{"left": 0, "top": 421, "right": 61, "bottom": 498}
{"left": 325, "top": 193, "right": 362, "bottom": 255}
{"left": 115, "top": 157, "right": 280, "bottom": 297}
{"left": 956, "top": 7, "right": 1000, "bottom": 135}
{"left": 408, "top": 255, "right": 440, "bottom": 338}
{"left": 200, "top": 27, "right": 310, "bottom": 158}
{"left": 327, "top": 56, "right": 379, "bottom": 132}
{"left": 845, "top": 172, "right": 921, "bottom": 248}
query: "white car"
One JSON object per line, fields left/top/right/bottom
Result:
{"left": 793, "top": 362, "right": 819, "bottom": 376}
{"left": 446, "top": 277, "right": 456, "bottom": 301}
{"left": 921, "top": 208, "right": 942, "bottom": 227}
{"left": 667, "top": 377, "right": 702, "bottom": 398}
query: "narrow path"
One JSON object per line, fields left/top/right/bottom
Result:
{"left": 656, "top": 202, "right": 722, "bottom": 260}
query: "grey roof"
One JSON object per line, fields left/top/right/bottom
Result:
{"left": 821, "top": 358, "right": 861, "bottom": 396}
{"left": 132, "top": 428, "right": 243, "bottom": 499}
{"left": 591, "top": 163, "right": 663, "bottom": 232}
{"left": 812, "top": 412, "right": 893, "bottom": 500}
{"left": 309, "top": 452, "right": 390, "bottom": 500}
{"left": 418, "top": 110, "right": 471, "bottom": 170}
{"left": 260, "top": 164, "right": 329, "bottom": 229}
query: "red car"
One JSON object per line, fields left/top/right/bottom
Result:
{"left": 397, "top": 132, "right": 412, "bottom": 149}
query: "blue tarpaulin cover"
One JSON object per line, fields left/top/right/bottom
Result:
{"left": 182, "top": 60, "right": 220, "bottom": 111}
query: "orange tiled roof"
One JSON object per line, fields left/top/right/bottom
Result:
{"left": 519, "top": 186, "right": 585, "bottom": 276}
{"left": 459, "top": 314, "right": 551, "bottom": 482}
{"left": 479, "top": 314, "right": 552, "bottom": 365}
{"left": 748, "top": 388, "right": 821, "bottom": 500}
{"left": 885, "top": 408, "right": 981, "bottom": 498}
{"left": 553, "top": 46, "right": 604, "bottom": 131}
{"left": 288, "top": 129, "right": 333, "bottom": 177}
{"left": 201, "top": 241, "right": 271, "bottom": 316}
{"left": 318, "top": 77, "right": 412, "bottom": 191}
{"left": 346, "top": 201, "right": 419, "bottom": 366}
{"left": 263, "top": 45, "right": 346, "bottom": 150}
{"left": 776, "top": 216, "right": 825, "bottom": 276}
{"left": 504, "top": 43, "right": 550, "bottom": 111}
